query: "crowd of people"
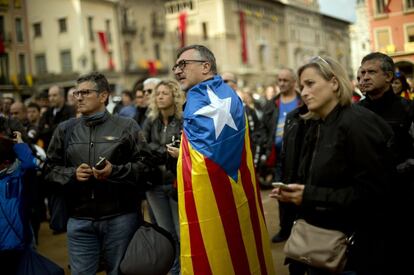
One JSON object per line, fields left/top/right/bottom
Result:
{"left": 1, "top": 45, "right": 414, "bottom": 275}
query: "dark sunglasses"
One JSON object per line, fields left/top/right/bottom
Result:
{"left": 144, "top": 89, "right": 153, "bottom": 95}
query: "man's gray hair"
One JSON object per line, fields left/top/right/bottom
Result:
{"left": 176, "top": 45, "right": 217, "bottom": 74}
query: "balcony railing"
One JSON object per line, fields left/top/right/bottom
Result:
{"left": 121, "top": 22, "right": 137, "bottom": 35}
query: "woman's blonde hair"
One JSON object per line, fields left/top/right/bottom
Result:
{"left": 298, "top": 56, "right": 352, "bottom": 119}
{"left": 147, "top": 79, "right": 184, "bottom": 121}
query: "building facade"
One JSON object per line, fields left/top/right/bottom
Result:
{"left": 26, "top": 0, "right": 172, "bottom": 94}
{"left": 117, "top": 0, "right": 170, "bottom": 91}
{"left": 27, "top": 0, "right": 123, "bottom": 92}
{"left": 23, "top": 0, "right": 352, "bottom": 95}
{"left": 0, "top": 0, "right": 33, "bottom": 100}
{"left": 27, "top": 0, "right": 121, "bottom": 90}
{"left": 164, "top": 0, "right": 352, "bottom": 87}
{"left": 350, "top": 0, "right": 371, "bottom": 78}
{"left": 367, "top": 0, "right": 414, "bottom": 78}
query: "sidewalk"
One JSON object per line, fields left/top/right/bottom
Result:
{"left": 37, "top": 189, "right": 289, "bottom": 275}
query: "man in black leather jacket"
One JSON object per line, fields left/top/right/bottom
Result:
{"left": 45, "top": 72, "right": 149, "bottom": 275}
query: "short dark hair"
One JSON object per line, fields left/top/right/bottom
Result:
{"left": 176, "top": 44, "right": 217, "bottom": 74}
{"left": 77, "top": 72, "right": 111, "bottom": 94}
{"left": 132, "top": 80, "right": 144, "bottom": 93}
{"left": 0, "top": 117, "right": 16, "bottom": 164}
{"left": 122, "top": 90, "right": 134, "bottom": 100}
{"left": 0, "top": 135, "right": 15, "bottom": 164}
{"left": 77, "top": 72, "right": 110, "bottom": 105}
{"left": 35, "top": 91, "right": 48, "bottom": 101}
{"left": 361, "top": 52, "right": 395, "bottom": 77}
{"left": 27, "top": 102, "right": 41, "bottom": 112}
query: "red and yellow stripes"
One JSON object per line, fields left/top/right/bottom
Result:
{"left": 177, "top": 127, "right": 275, "bottom": 275}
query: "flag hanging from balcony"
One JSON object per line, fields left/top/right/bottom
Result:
{"left": 97, "top": 31, "right": 108, "bottom": 53}
{"left": 177, "top": 75, "right": 275, "bottom": 275}
{"left": 178, "top": 12, "right": 187, "bottom": 48}
{"left": 384, "top": 0, "right": 392, "bottom": 13}
{"left": 147, "top": 60, "right": 157, "bottom": 76}
{"left": 239, "top": 10, "right": 248, "bottom": 64}
{"left": 98, "top": 31, "right": 115, "bottom": 70}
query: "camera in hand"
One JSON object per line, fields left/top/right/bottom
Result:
{"left": 95, "top": 156, "right": 106, "bottom": 170}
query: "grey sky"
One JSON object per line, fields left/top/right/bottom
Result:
{"left": 319, "top": 0, "right": 356, "bottom": 22}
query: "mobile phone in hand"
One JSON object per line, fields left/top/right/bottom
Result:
{"left": 271, "top": 182, "right": 292, "bottom": 191}
{"left": 95, "top": 157, "right": 106, "bottom": 170}
{"left": 170, "top": 136, "right": 181, "bottom": 148}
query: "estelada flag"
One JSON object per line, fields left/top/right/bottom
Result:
{"left": 177, "top": 75, "right": 275, "bottom": 275}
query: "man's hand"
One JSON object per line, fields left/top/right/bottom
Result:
{"left": 93, "top": 159, "right": 112, "bottom": 181}
{"left": 269, "top": 183, "right": 304, "bottom": 206}
{"left": 76, "top": 163, "right": 93, "bottom": 182}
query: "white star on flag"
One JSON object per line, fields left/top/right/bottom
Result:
{"left": 194, "top": 86, "right": 238, "bottom": 139}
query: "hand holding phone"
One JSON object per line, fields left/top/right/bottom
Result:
{"left": 169, "top": 136, "right": 181, "bottom": 148}
{"left": 95, "top": 157, "right": 106, "bottom": 170}
{"left": 271, "top": 182, "right": 292, "bottom": 191}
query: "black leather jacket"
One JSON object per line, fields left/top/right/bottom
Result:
{"left": 45, "top": 111, "right": 149, "bottom": 219}
{"left": 142, "top": 115, "right": 182, "bottom": 185}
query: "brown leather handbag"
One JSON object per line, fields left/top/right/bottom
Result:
{"left": 284, "top": 219, "right": 354, "bottom": 273}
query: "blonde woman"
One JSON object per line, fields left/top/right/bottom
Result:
{"left": 270, "top": 56, "right": 393, "bottom": 274}
{"left": 142, "top": 79, "right": 184, "bottom": 275}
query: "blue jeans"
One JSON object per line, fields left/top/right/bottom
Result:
{"left": 67, "top": 213, "right": 140, "bottom": 275}
{"left": 146, "top": 184, "right": 180, "bottom": 275}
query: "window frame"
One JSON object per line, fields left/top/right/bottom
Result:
{"left": 35, "top": 53, "right": 47, "bottom": 75}
{"left": 60, "top": 49, "right": 72, "bottom": 73}
{"left": 403, "top": 0, "right": 414, "bottom": 12}
{"left": 15, "top": 17, "right": 24, "bottom": 43}
{"left": 18, "top": 53, "right": 26, "bottom": 83}
{"left": 33, "top": 22, "right": 41, "bottom": 38}
{"left": 58, "top": 17, "right": 67, "bottom": 33}
{"left": 374, "top": 26, "right": 392, "bottom": 52}
{"left": 105, "top": 19, "right": 111, "bottom": 43}
{"left": 87, "top": 16, "right": 94, "bottom": 42}
{"left": 373, "top": 0, "right": 388, "bottom": 18}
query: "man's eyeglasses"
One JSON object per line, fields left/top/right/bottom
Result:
{"left": 223, "top": 79, "right": 236, "bottom": 84}
{"left": 144, "top": 89, "right": 153, "bottom": 95}
{"left": 172, "top": 59, "right": 207, "bottom": 72}
{"left": 73, "top": 89, "right": 98, "bottom": 98}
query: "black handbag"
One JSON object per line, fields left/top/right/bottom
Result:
{"left": 120, "top": 221, "right": 175, "bottom": 275}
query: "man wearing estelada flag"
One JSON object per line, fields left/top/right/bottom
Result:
{"left": 173, "top": 44, "right": 275, "bottom": 275}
